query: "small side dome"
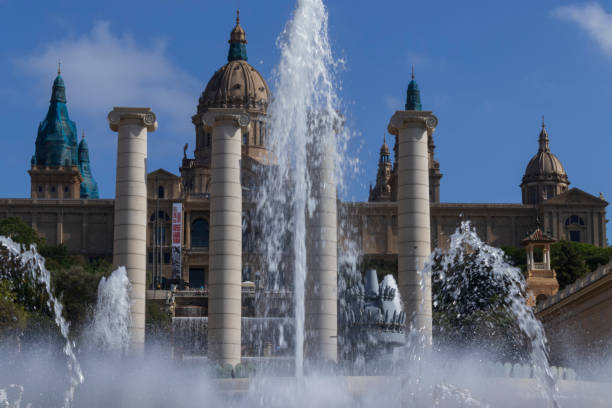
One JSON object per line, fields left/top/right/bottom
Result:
{"left": 522, "top": 124, "right": 568, "bottom": 184}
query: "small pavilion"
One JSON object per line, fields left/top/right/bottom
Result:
{"left": 521, "top": 225, "right": 559, "bottom": 306}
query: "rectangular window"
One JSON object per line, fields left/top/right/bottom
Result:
{"left": 528, "top": 187, "right": 537, "bottom": 204}
{"left": 189, "top": 268, "right": 205, "bottom": 289}
{"left": 148, "top": 252, "right": 153, "bottom": 264}
{"left": 570, "top": 230, "right": 581, "bottom": 242}
{"left": 163, "top": 252, "right": 170, "bottom": 264}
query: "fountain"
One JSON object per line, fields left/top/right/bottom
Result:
{"left": 3, "top": 0, "right": 612, "bottom": 407}
{"left": 0, "top": 236, "right": 83, "bottom": 408}
{"left": 86, "top": 266, "right": 131, "bottom": 353}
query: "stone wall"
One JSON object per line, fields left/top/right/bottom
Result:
{"left": 344, "top": 202, "right": 539, "bottom": 258}
{"left": 536, "top": 261, "right": 612, "bottom": 377}
{"left": 0, "top": 199, "right": 114, "bottom": 259}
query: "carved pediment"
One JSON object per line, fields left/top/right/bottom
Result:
{"left": 541, "top": 188, "right": 608, "bottom": 206}
{"left": 147, "top": 168, "right": 179, "bottom": 180}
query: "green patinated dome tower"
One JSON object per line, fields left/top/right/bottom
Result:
{"left": 405, "top": 67, "right": 422, "bottom": 111}
{"left": 34, "top": 71, "right": 79, "bottom": 167}
{"left": 78, "top": 132, "right": 99, "bottom": 199}
{"left": 29, "top": 68, "right": 99, "bottom": 199}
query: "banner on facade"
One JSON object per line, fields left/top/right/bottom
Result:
{"left": 171, "top": 202, "right": 182, "bottom": 281}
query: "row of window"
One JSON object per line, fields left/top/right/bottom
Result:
{"left": 204, "top": 121, "right": 268, "bottom": 148}
{"left": 37, "top": 185, "right": 69, "bottom": 193}
{"left": 150, "top": 214, "right": 210, "bottom": 248}
{"left": 149, "top": 216, "right": 254, "bottom": 249}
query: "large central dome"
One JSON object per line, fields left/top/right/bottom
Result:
{"left": 197, "top": 12, "right": 270, "bottom": 114}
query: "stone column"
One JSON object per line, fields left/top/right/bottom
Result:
{"left": 108, "top": 107, "right": 157, "bottom": 353}
{"left": 388, "top": 110, "right": 437, "bottom": 345}
{"left": 202, "top": 108, "right": 249, "bottom": 366}
{"left": 305, "top": 130, "right": 338, "bottom": 363}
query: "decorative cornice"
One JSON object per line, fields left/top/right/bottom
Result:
{"left": 388, "top": 110, "right": 438, "bottom": 136}
{"left": 108, "top": 107, "right": 157, "bottom": 132}
{"left": 201, "top": 108, "right": 250, "bottom": 130}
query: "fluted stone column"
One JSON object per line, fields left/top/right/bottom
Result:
{"left": 305, "top": 133, "right": 338, "bottom": 363}
{"left": 388, "top": 110, "right": 437, "bottom": 345}
{"left": 202, "top": 108, "right": 249, "bottom": 366}
{"left": 108, "top": 107, "right": 157, "bottom": 353}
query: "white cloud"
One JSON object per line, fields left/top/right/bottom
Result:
{"left": 384, "top": 95, "right": 402, "bottom": 111}
{"left": 554, "top": 3, "right": 612, "bottom": 56}
{"left": 16, "top": 21, "right": 201, "bottom": 155}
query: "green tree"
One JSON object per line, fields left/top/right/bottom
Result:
{"left": 0, "top": 217, "right": 46, "bottom": 249}
{"left": 0, "top": 280, "right": 28, "bottom": 341}
{"left": 502, "top": 241, "right": 612, "bottom": 290}
{"left": 0, "top": 216, "right": 113, "bottom": 339}
{"left": 501, "top": 246, "right": 527, "bottom": 273}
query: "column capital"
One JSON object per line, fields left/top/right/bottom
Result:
{"left": 108, "top": 107, "right": 158, "bottom": 132}
{"left": 388, "top": 110, "right": 438, "bottom": 136}
{"left": 201, "top": 108, "right": 250, "bottom": 131}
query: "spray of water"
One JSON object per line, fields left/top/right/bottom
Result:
{"left": 255, "top": 0, "right": 345, "bottom": 375}
{"left": 425, "top": 221, "right": 559, "bottom": 407}
{"left": 0, "top": 236, "right": 84, "bottom": 408}
{"left": 86, "top": 267, "right": 131, "bottom": 353}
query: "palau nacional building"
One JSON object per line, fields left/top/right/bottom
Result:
{"left": 0, "top": 15, "right": 608, "bottom": 313}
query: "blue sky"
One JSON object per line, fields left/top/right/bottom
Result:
{"left": 0, "top": 0, "right": 610, "bottom": 204}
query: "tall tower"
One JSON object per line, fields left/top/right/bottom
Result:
{"left": 369, "top": 135, "right": 393, "bottom": 202}
{"left": 78, "top": 132, "right": 100, "bottom": 199}
{"left": 29, "top": 69, "right": 82, "bottom": 199}
{"left": 388, "top": 71, "right": 437, "bottom": 345}
{"left": 521, "top": 119, "right": 569, "bottom": 205}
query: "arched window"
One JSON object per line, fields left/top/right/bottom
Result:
{"left": 191, "top": 218, "right": 209, "bottom": 248}
{"left": 158, "top": 185, "right": 165, "bottom": 198}
{"left": 154, "top": 225, "right": 166, "bottom": 245}
{"left": 536, "top": 294, "right": 547, "bottom": 305}
{"left": 150, "top": 211, "right": 170, "bottom": 222}
{"left": 150, "top": 211, "right": 170, "bottom": 245}
{"left": 565, "top": 215, "right": 585, "bottom": 226}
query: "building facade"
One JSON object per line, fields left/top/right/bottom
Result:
{"left": 0, "top": 14, "right": 608, "bottom": 295}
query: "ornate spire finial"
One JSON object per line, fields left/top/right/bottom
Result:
{"left": 542, "top": 115, "right": 545, "bottom": 129}
{"left": 228, "top": 9, "right": 248, "bottom": 61}
{"left": 82, "top": 129, "right": 85, "bottom": 139}
{"left": 57, "top": 59, "right": 61, "bottom": 75}
{"left": 383, "top": 133, "right": 386, "bottom": 144}
{"left": 405, "top": 66, "right": 422, "bottom": 111}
